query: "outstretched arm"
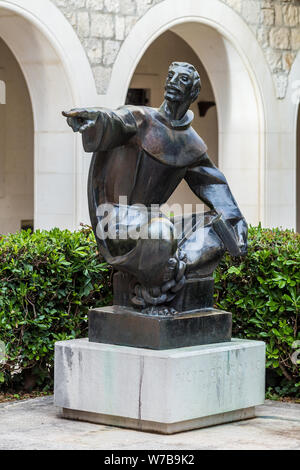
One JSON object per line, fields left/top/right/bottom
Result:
{"left": 185, "top": 152, "right": 248, "bottom": 256}
{"left": 62, "top": 106, "right": 137, "bottom": 153}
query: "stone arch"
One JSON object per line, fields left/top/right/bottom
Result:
{"left": 0, "top": 0, "right": 97, "bottom": 230}
{"left": 106, "top": 0, "right": 280, "bottom": 227}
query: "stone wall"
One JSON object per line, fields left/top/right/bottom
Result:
{"left": 222, "top": 0, "right": 300, "bottom": 98}
{"left": 51, "top": 0, "right": 300, "bottom": 98}
{"left": 51, "top": 0, "right": 163, "bottom": 94}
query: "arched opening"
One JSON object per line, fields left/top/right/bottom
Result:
{"left": 297, "top": 107, "right": 300, "bottom": 233}
{"left": 0, "top": 6, "right": 75, "bottom": 231}
{"left": 0, "top": 1, "right": 97, "bottom": 231}
{"left": 127, "top": 30, "right": 218, "bottom": 212}
{"left": 108, "top": 2, "right": 265, "bottom": 226}
{"left": 0, "top": 37, "right": 34, "bottom": 234}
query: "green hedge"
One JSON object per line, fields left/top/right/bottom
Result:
{"left": 0, "top": 228, "right": 111, "bottom": 391}
{"left": 0, "top": 225, "right": 299, "bottom": 397}
{"left": 215, "top": 225, "right": 300, "bottom": 398}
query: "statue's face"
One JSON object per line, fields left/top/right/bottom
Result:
{"left": 164, "top": 65, "right": 194, "bottom": 103}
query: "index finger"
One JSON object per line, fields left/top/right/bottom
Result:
{"left": 62, "top": 109, "right": 87, "bottom": 118}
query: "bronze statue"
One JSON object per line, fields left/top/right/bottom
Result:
{"left": 63, "top": 62, "right": 247, "bottom": 318}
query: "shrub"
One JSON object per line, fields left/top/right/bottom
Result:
{"left": 0, "top": 228, "right": 112, "bottom": 391}
{"left": 214, "top": 225, "right": 300, "bottom": 398}
{"left": 0, "top": 225, "right": 299, "bottom": 398}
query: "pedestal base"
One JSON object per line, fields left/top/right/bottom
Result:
{"left": 88, "top": 306, "right": 232, "bottom": 349}
{"left": 54, "top": 338, "right": 265, "bottom": 434}
{"left": 61, "top": 406, "right": 255, "bottom": 435}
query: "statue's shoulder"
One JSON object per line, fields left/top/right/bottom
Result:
{"left": 118, "top": 105, "right": 155, "bottom": 128}
{"left": 117, "top": 104, "right": 146, "bottom": 124}
{"left": 119, "top": 106, "right": 207, "bottom": 167}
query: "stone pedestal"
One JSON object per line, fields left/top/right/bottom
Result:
{"left": 54, "top": 338, "right": 265, "bottom": 434}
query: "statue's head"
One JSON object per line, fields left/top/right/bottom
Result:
{"left": 164, "top": 62, "right": 201, "bottom": 105}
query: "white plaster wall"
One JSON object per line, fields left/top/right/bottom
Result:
{"left": 0, "top": 37, "right": 33, "bottom": 234}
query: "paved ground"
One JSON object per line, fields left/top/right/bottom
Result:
{"left": 0, "top": 397, "right": 299, "bottom": 450}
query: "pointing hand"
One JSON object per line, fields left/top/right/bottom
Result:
{"left": 62, "top": 109, "right": 100, "bottom": 134}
